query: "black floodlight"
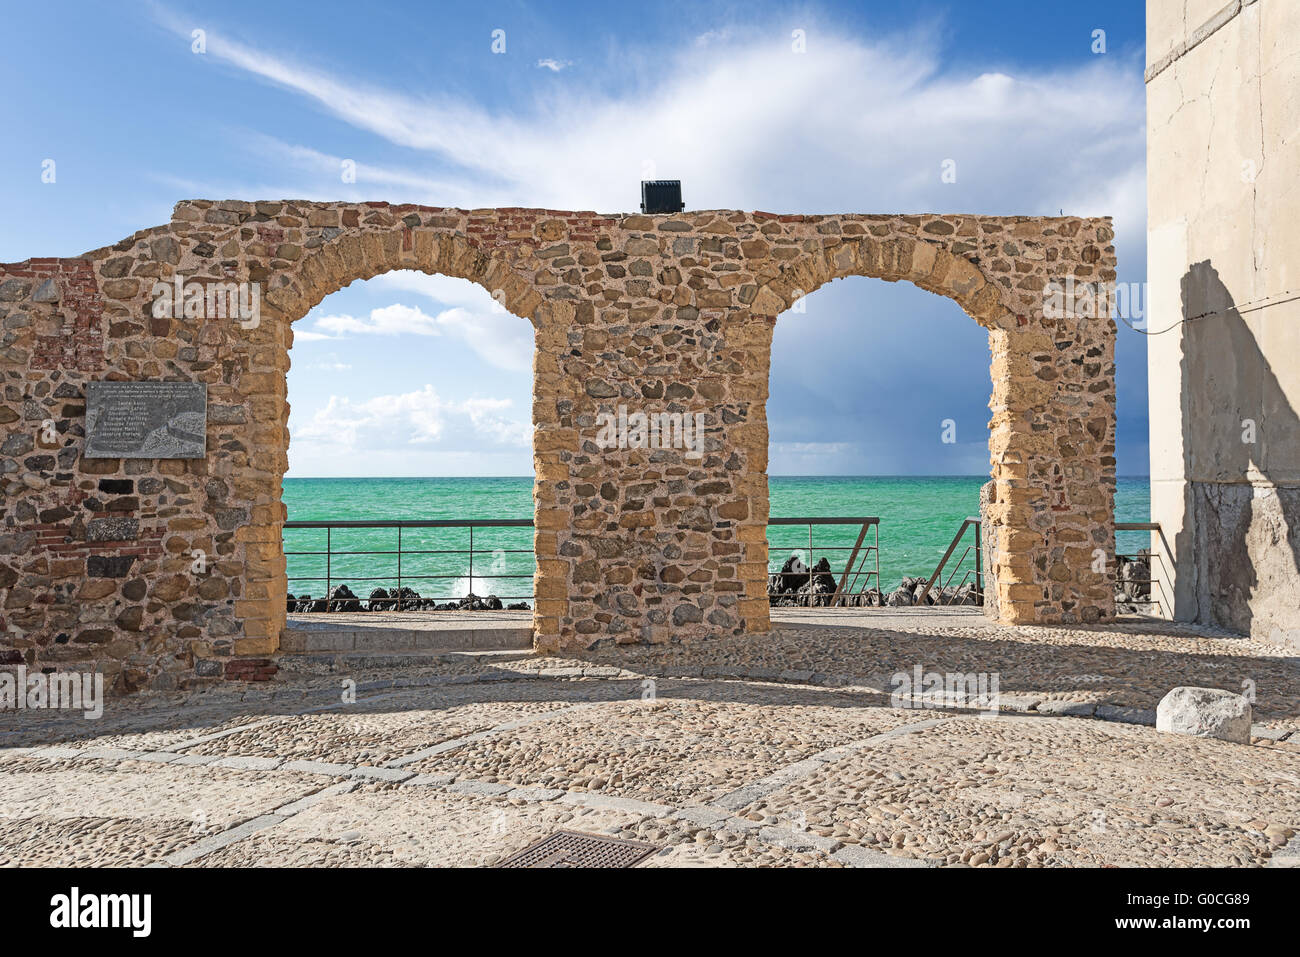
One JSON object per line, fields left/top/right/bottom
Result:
{"left": 641, "top": 180, "right": 684, "bottom": 214}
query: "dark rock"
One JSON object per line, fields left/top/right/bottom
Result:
{"left": 32, "top": 278, "right": 61, "bottom": 302}
{"left": 843, "top": 587, "right": 884, "bottom": 607}
{"left": 672, "top": 603, "right": 703, "bottom": 625}
{"left": 902, "top": 576, "right": 933, "bottom": 606}
{"left": 87, "top": 555, "right": 135, "bottom": 578}
{"left": 784, "top": 557, "right": 838, "bottom": 606}
{"left": 453, "top": 592, "right": 479, "bottom": 610}
{"left": 214, "top": 508, "right": 250, "bottom": 531}
{"left": 195, "top": 659, "right": 224, "bottom": 677}
{"left": 768, "top": 555, "right": 809, "bottom": 595}
{"left": 885, "top": 586, "right": 914, "bottom": 607}
{"left": 1117, "top": 551, "right": 1151, "bottom": 601}
{"left": 87, "top": 517, "right": 140, "bottom": 542}
{"left": 810, "top": 557, "right": 837, "bottom": 591}
{"left": 327, "top": 584, "right": 360, "bottom": 612}
{"left": 394, "top": 587, "right": 421, "bottom": 610}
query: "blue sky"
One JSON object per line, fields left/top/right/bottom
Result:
{"left": 0, "top": 0, "right": 1149, "bottom": 477}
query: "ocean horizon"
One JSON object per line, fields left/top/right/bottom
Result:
{"left": 283, "top": 475, "right": 1151, "bottom": 602}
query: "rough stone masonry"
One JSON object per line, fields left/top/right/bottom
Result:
{"left": 0, "top": 201, "right": 1117, "bottom": 691}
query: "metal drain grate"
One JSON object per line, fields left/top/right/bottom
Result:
{"left": 500, "top": 830, "right": 659, "bottom": 868}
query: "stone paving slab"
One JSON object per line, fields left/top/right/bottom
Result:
{"left": 3, "top": 615, "right": 1299, "bottom": 867}
{"left": 740, "top": 714, "right": 1300, "bottom": 867}
{"left": 399, "top": 690, "right": 938, "bottom": 806}
{"left": 0, "top": 709, "right": 276, "bottom": 753}
{"left": 153, "top": 680, "right": 644, "bottom": 767}
{"left": 0, "top": 761, "right": 329, "bottom": 866}
{"left": 569, "top": 617, "right": 1300, "bottom": 729}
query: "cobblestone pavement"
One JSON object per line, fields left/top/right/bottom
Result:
{"left": 3, "top": 617, "right": 1299, "bottom": 868}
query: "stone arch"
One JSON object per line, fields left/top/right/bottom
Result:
{"left": 737, "top": 240, "right": 1010, "bottom": 627}
{"left": 265, "top": 229, "right": 544, "bottom": 328}
{"left": 737, "top": 221, "right": 1116, "bottom": 627}
{"left": 242, "top": 228, "right": 554, "bottom": 651}
{"left": 751, "top": 234, "right": 1013, "bottom": 331}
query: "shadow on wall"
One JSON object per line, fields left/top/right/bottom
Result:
{"left": 1177, "top": 261, "right": 1300, "bottom": 638}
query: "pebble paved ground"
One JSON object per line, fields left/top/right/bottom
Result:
{"left": 3, "top": 613, "right": 1299, "bottom": 868}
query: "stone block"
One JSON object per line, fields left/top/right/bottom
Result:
{"left": 1156, "top": 687, "right": 1252, "bottom": 744}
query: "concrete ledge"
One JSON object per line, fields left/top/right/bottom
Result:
{"left": 275, "top": 649, "right": 534, "bottom": 676}
{"left": 281, "top": 612, "right": 533, "bottom": 653}
{"left": 832, "top": 844, "right": 935, "bottom": 868}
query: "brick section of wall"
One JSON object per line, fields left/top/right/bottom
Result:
{"left": 0, "top": 200, "right": 1116, "bottom": 691}
{"left": 223, "top": 657, "right": 278, "bottom": 681}
{"left": 1, "top": 258, "right": 104, "bottom": 372}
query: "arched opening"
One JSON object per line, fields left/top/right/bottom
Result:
{"left": 765, "top": 273, "right": 995, "bottom": 610}
{"left": 278, "top": 266, "right": 537, "bottom": 634}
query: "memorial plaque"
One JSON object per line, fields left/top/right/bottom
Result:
{"left": 85, "top": 381, "right": 207, "bottom": 459}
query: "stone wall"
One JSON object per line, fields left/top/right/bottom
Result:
{"left": 0, "top": 201, "right": 1117, "bottom": 690}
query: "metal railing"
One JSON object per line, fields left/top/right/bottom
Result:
{"left": 284, "top": 519, "right": 535, "bottom": 608}
{"left": 282, "top": 515, "right": 1161, "bottom": 616}
{"left": 913, "top": 519, "right": 1166, "bottom": 614}
{"left": 284, "top": 516, "right": 883, "bottom": 612}
{"left": 916, "top": 517, "right": 983, "bottom": 605}
{"left": 765, "top": 517, "right": 881, "bottom": 606}
{"left": 1114, "top": 521, "right": 1168, "bottom": 617}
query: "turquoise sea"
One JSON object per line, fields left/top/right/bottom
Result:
{"left": 282, "top": 476, "right": 1150, "bottom": 604}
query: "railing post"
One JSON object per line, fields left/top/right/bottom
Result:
{"left": 806, "top": 522, "right": 813, "bottom": 607}
{"left": 874, "top": 521, "right": 880, "bottom": 598}
{"left": 469, "top": 524, "right": 475, "bottom": 600}
{"left": 397, "top": 524, "right": 402, "bottom": 610}
{"left": 326, "top": 526, "right": 331, "bottom": 607}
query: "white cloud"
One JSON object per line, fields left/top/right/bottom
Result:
{"left": 234, "top": 133, "right": 482, "bottom": 207}
{"left": 299, "top": 300, "right": 533, "bottom": 372}
{"left": 314, "top": 303, "right": 442, "bottom": 337}
{"left": 369, "top": 272, "right": 503, "bottom": 309}
{"left": 292, "top": 384, "right": 529, "bottom": 454}
{"left": 536, "top": 58, "right": 572, "bottom": 72}
{"left": 177, "top": 20, "right": 1145, "bottom": 250}
{"left": 771, "top": 442, "right": 851, "bottom": 456}
{"left": 433, "top": 306, "right": 532, "bottom": 373}
{"left": 300, "top": 353, "right": 351, "bottom": 372}
{"left": 694, "top": 29, "right": 732, "bottom": 47}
